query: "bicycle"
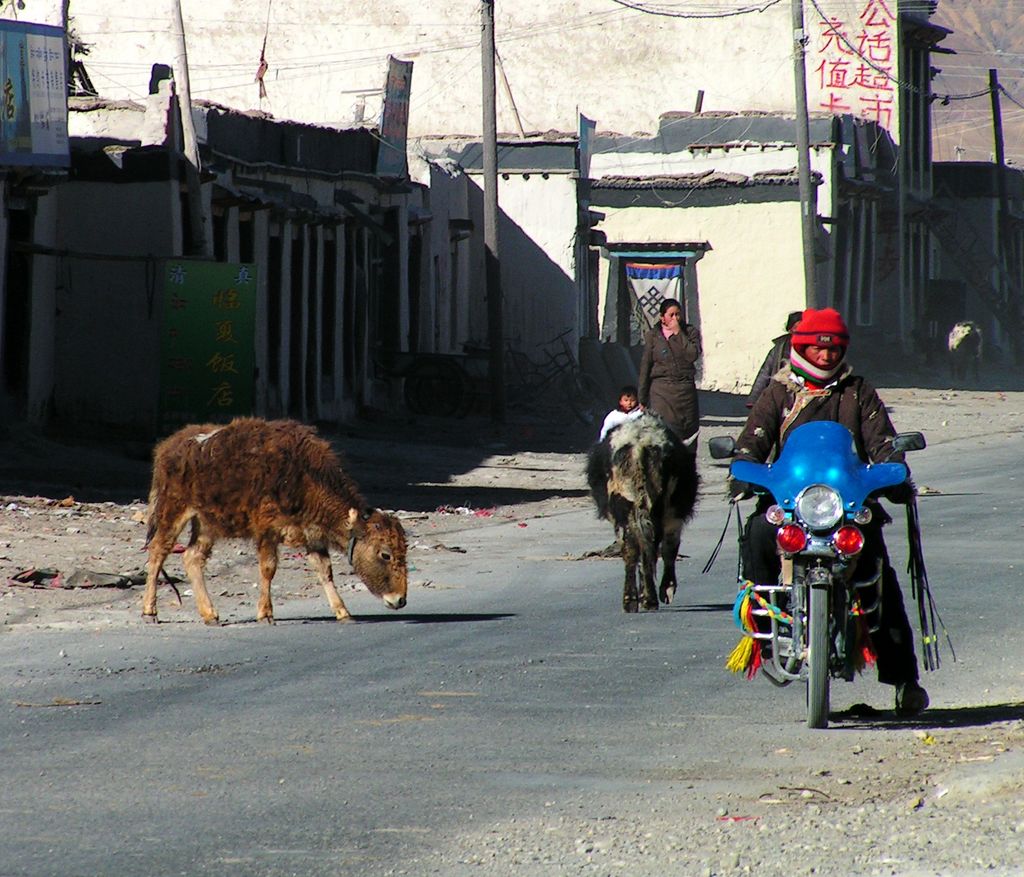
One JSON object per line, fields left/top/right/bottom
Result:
{"left": 378, "top": 349, "right": 485, "bottom": 418}
{"left": 505, "top": 329, "right": 604, "bottom": 425}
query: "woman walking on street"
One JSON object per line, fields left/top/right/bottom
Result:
{"left": 638, "top": 298, "right": 702, "bottom": 448}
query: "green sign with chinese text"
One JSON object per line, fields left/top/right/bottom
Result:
{"left": 159, "top": 261, "right": 257, "bottom": 432}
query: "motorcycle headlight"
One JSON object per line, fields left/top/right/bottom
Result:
{"left": 795, "top": 484, "right": 843, "bottom": 530}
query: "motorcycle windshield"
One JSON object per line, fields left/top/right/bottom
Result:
{"left": 731, "top": 421, "right": 908, "bottom": 511}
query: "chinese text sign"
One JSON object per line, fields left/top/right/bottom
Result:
{"left": 811, "top": 0, "right": 897, "bottom": 135}
{"left": 159, "top": 261, "right": 257, "bottom": 432}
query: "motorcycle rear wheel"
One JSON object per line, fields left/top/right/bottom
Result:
{"left": 806, "top": 584, "right": 831, "bottom": 728}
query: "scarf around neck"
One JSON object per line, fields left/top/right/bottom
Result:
{"left": 789, "top": 347, "right": 845, "bottom": 388}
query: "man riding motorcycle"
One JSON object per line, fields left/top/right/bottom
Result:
{"left": 734, "top": 307, "right": 929, "bottom": 717}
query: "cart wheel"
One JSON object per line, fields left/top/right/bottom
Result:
{"left": 404, "top": 359, "right": 467, "bottom": 417}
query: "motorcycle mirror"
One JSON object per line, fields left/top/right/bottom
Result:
{"left": 708, "top": 435, "right": 736, "bottom": 459}
{"left": 892, "top": 432, "right": 926, "bottom": 453}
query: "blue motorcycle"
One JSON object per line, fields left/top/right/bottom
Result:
{"left": 709, "top": 421, "right": 926, "bottom": 728}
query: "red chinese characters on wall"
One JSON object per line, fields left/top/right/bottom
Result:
{"left": 812, "top": 0, "right": 895, "bottom": 131}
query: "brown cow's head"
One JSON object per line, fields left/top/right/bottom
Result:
{"left": 347, "top": 508, "right": 408, "bottom": 609}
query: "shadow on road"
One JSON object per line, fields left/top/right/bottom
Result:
{"left": 677, "top": 602, "right": 734, "bottom": 613}
{"left": 832, "top": 700, "right": 1024, "bottom": 730}
{"left": 254, "top": 612, "right": 518, "bottom": 626}
{"left": 3, "top": 360, "right": 1023, "bottom": 506}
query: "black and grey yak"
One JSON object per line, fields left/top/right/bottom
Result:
{"left": 948, "top": 320, "right": 983, "bottom": 382}
{"left": 586, "top": 414, "right": 699, "bottom": 612}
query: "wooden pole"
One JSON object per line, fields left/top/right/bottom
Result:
{"left": 791, "top": 0, "right": 817, "bottom": 307}
{"left": 494, "top": 48, "right": 526, "bottom": 139}
{"left": 989, "top": 68, "right": 1018, "bottom": 360}
{"left": 171, "top": 0, "right": 208, "bottom": 256}
{"left": 482, "top": 0, "right": 505, "bottom": 422}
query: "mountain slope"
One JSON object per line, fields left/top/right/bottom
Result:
{"left": 930, "top": 1, "right": 1024, "bottom": 164}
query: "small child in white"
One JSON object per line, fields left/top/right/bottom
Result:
{"left": 599, "top": 385, "right": 643, "bottom": 441}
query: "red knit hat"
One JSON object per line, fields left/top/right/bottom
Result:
{"left": 790, "top": 307, "right": 849, "bottom": 349}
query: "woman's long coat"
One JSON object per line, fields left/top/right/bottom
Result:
{"left": 637, "top": 324, "right": 702, "bottom": 441}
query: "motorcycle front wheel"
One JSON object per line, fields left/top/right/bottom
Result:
{"left": 806, "top": 584, "right": 831, "bottom": 728}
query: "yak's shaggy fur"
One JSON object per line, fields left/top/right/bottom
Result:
{"left": 142, "top": 417, "right": 407, "bottom": 625}
{"left": 586, "top": 414, "right": 699, "bottom": 612}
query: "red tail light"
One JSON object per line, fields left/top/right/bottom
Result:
{"left": 776, "top": 523, "right": 807, "bottom": 554}
{"left": 833, "top": 525, "right": 865, "bottom": 556}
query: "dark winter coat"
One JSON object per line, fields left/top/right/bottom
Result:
{"left": 637, "top": 324, "right": 702, "bottom": 441}
{"left": 736, "top": 363, "right": 902, "bottom": 466}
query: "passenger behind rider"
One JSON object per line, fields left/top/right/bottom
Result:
{"left": 599, "top": 384, "right": 644, "bottom": 441}
{"left": 733, "top": 307, "right": 929, "bottom": 717}
{"left": 746, "top": 310, "right": 803, "bottom": 408}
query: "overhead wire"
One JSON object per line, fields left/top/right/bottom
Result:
{"left": 607, "top": 0, "right": 783, "bottom": 17}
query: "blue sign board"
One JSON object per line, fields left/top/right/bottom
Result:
{"left": 0, "top": 19, "right": 68, "bottom": 167}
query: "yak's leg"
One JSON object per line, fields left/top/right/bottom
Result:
{"left": 640, "top": 538, "right": 659, "bottom": 610}
{"left": 182, "top": 520, "right": 219, "bottom": 625}
{"left": 255, "top": 533, "right": 281, "bottom": 624}
{"left": 142, "top": 514, "right": 188, "bottom": 622}
{"left": 658, "top": 525, "right": 682, "bottom": 604}
{"left": 308, "top": 546, "right": 352, "bottom": 622}
{"left": 621, "top": 529, "right": 640, "bottom": 613}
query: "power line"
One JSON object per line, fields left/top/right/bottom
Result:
{"left": 607, "top": 0, "right": 783, "bottom": 17}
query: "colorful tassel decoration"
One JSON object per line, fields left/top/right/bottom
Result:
{"left": 726, "top": 584, "right": 761, "bottom": 678}
{"left": 726, "top": 635, "right": 756, "bottom": 675}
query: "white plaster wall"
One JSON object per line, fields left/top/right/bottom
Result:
{"left": 67, "top": 100, "right": 147, "bottom": 141}
{"left": 465, "top": 170, "right": 579, "bottom": 353}
{"left": 59, "top": 0, "right": 893, "bottom": 139}
{"left": 596, "top": 200, "right": 806, "bottom": 392}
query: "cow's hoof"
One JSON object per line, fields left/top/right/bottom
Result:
{"left": 142, "top": 613, "right": 159, "bottom": 625}
{"left": 256, "top": 616, "right": 275, "bottom": 625}
{"left": 202, "top": 617, "right": 222, "bottom": 626}
{"left": 623, "top": 600, "right": 639, "bottom": 613}
{"left": 660, "top": 586, "right": 676, "bottom": 604}
{"left": 642, "top": 599, "right": 659, "bottom": 611}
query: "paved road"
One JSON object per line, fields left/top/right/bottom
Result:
{"left": 1, "top": 430, "right": 1022, "bottom": 876}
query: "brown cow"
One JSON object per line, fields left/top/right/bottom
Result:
{"left": 142, "top": 417, "right": 408, "bottom": 625}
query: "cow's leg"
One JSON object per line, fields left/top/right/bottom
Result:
{"left": 142, "top": 513, "right": 187, "bottom": 622}
{"left": 255, "top": 533, "right": 281, "bottom": 624}
{"left": 659, "top": 525, "right": 682, "bottom": 604}
{"left": 308, "top": 546, "right": 352, "bottom": 622}
{"left": 621, "top": 529, "right": 640, "bottom": 613}
{"left": 182, "top": 520, "right": 219, "bottom": 625}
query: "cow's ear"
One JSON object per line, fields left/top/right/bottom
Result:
{"left": 347, "top": 507, "right": 359, "bottom": 528}
{"left": 361, "top": 508, "right": 374, "bottom": 522}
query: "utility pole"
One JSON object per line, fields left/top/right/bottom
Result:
{"left": 989, "top": 68, "right": 1019, "bottom": 362}
{"left": 171, "top": 0, "right": 208, "bottom": 256}
{"left": 791, "top": 0, "right": 817, "bottom": 307}
{"left": 482, "top": 0, "right": 505, "bottom": 422}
